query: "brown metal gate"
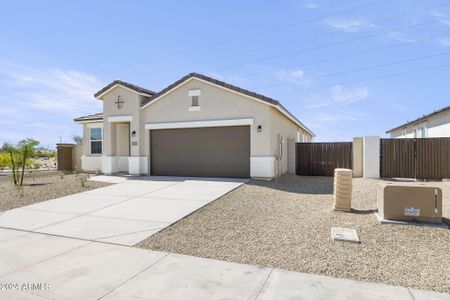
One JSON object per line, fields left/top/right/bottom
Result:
{"left": 380, "top": 139, "right": 415, "bottom": 178}
{"left": 380, "top": 138, "right": 450, "bottom": 179}
{"left": 416, "top": 138, "right": 450, "bottom": 179}
{"left": 296, "top": 142, "right": 352, "bottom": 176}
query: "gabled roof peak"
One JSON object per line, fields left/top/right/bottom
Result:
{"left": 94, "top": 80, "right": 156, "bottom": 98}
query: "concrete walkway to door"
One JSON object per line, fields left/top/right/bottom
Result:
{"left": 0, "top": 176, "right": 246, "bottom": 245}
{"left": 0, "top": 228, "right": 448, "bottom": 299}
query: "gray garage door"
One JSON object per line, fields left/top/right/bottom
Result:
{"left": 151, "top": 126, "right": 250, "bottom": 178}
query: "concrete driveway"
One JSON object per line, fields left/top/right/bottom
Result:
{"left": 0, "top": 176, "right": 246, "bottom": 245}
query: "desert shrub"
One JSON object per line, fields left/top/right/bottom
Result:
{"left": 2, "top": 138, "right": 40, "bottom": 186}
{"left": 74, "top": 166, "right": 88, "bottom": 187}
{"left": 0, "top": 152, "right": 10, "bottom": 170}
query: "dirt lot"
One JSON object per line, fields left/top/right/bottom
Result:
{"left": 0, "top": 171, "right": 111, "bottom": 211}
{"left": 137, "top": 175, "right": 450, "bottom": 293}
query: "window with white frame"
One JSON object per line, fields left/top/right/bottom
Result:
{"left": 188, "top": 89, "right": 201, "bottom": 110}
{"left": 191, "top": 95, "right": 199, "bottom": 107}
{"left": 90, "top": 127, "right": 102, "bottom": 155}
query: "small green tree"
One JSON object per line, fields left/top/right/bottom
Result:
{"left": 0, "top": 152, "right": 10, "bottom": 170}
{"left": 2, "top": 138, "right": 40, "bottom": 186}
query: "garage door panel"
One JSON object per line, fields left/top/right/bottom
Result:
{"left": 151, "top": 126, "right": 250, "bottom": 178}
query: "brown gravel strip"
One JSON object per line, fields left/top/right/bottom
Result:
{"left": 137, "top": 175, "right": 450, "bottom": 294}
{"left": 0, "top": 172, "right": 111, "bottom": 212}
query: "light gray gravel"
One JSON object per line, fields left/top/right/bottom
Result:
{"left": 137, "top": 174, "right": 450, "bottom": 294}
{"left": 0, "top": 171, "right": 111, "bottom": 211}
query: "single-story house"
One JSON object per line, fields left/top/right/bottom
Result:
{"left": 74, "top": 73, "right": 314, "bottom": 180}
{"left": 386, "top": 105, "right": 450, "bottom": 138}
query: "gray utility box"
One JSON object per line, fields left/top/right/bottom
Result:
{"left": 377, "top": 183, "right": 442, "bottom": 224}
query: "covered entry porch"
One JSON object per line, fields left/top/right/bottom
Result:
{"left": 102, "top": 115, "right": 147, "bottom": 175}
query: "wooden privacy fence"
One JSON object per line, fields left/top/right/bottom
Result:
{"left": 296, "top": 142, "right": 353, "bottom": 176}
{"left": 380, "top": 138, "right": 450, "bottom": 179}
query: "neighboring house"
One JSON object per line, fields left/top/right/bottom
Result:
{"left": 74, "top": 73, "right": 314, "bottom": 180}
{"left": 386, "top": 105, "right": 450, "bottom": 138}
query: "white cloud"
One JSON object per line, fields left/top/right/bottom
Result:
{"left": 303, "top": 85, "right": 369, "bottom": 109}
{"left": 324, "top": 17, "right": 374, "bottom": 32}
{"left": 0, "top": 61, "right": 103, "bottom": 146}
{"left": 387, "top": 31, "right": 418, "bottom": 43}
{"left": 431, "top": 10, "right": 450, "bottom": 27}
{"left": 331, "top": 85, "right": 369, "bottom": 104}
{"left": 0, "top": 61, "right": 103, "bottom": 116}
{"left": 315, "top": 110, "right": 367, "bottom": 122}
{"left": 391, "top": 103, "right": 411, "bottom": 112}
{"left": 275, "top": 69, "right": 313, "bottom": 87}
{"left": 436, "top": 36, "right": 450, "bottom": 47}
{"left": 302, "top": 0, "right": 326, "bottom": 9}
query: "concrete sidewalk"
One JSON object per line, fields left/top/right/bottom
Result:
{"left": 0, "top": 228, "right": 448, "bottom": 300}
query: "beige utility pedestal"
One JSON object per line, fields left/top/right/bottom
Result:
{"left": 333, "top": 168, "right": 353, "bottom": 212}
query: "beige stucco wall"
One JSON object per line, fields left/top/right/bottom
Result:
{"left": 73, "top": 144, "right": 83, "bottom": 171}
{"left": 82, "top": 123, "right": 89, "bottom": 155}
{"left": 352, "top": 137, "right": 363, "bottom": 177}
{"left": 140, "top": 78, "right": 308, "bottom": 177}
{"left": 86, "top": 78, "right": 312, "bottom": 178}
{"left": 116, "top": 123, "right": 130, "bottom": 156}
{"left": 141, "top": 78, "right": 273, "bottom": 157}
{"left": 102, "top": 85, "right": 147, "bottom": 156}
{"left": 269, "top": 107, "right": 311, "bottom": 175}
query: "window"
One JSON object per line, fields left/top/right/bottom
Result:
{"left": 191, "top": 95, "right": 199, "bottom": 107}
{"left": 90, "top": 127, "right": 102, "bottom": 155}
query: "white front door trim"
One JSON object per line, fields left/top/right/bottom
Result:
{"left": 145, "top": 118, "right": 254, "bottom": 130}
{"left": 108, "top": 115, "right": 133, "bottom": 122}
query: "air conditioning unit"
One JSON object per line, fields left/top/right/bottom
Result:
{"left": 377, "top": 183, "right": 442, "bottom": 224}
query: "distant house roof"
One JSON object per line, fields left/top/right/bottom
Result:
{"left": 73, "top": 112, "right": 103, "bottom": 123}
{"left": 94, "top": 80, "right": 156, "bottom": 98}
{"left": 386, "top": 105, "right": 450, "bottom": 133}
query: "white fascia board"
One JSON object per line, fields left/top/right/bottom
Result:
{"left": 96, "top": 84, "right": 153, "bottom": 99}
{"left": 145, "top": 118, "right": 254, "bottom": 130}
{"left": 86, "top": 122, "right": 104, "bottom": 128}
{"left": 140, "top": 77, "right": 314, "bottom": 137}
{"left": 75, "top": 119, "right": 103, "bottom": 124}
{"left": 107, "top": 115, "right": 133, "bottom": 122}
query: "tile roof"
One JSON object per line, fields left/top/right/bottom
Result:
{"left": 78, "top": 73, "right": 314, "bottom": 136}
{"left": 73, "top": 112, "right": 103, "bottom": 123}
{"left": 94, "top": 80, "right": 156, "bottom": 98}
{"left": 141, "top": 72, "right": 280, "bottom": 107}
{"left": 386, "top": 105, "right": 450, "bottom": 133}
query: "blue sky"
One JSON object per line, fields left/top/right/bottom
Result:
{"left": 1, "top": 0, "right": 450, "bottom": 148}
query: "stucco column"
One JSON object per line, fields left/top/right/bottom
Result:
{"left": 363, "top": 136, "right": 380, "bottom": 179}
{"left": 102, "top": 121, "right": 118, "bottom": 174}
{"left": 352, "top": 137, "right": 363, "bottom": 177}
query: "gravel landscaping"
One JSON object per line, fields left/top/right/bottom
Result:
{"left": 0, "top": 171, "right": 111, "bottom": 211}
{"left": 137, "top": 175, "right": 450, "bottom": 294}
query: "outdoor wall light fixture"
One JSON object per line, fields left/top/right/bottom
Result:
{"left": 257, "top": 125, "right": 262, "bottom": 132}
{"left": 131, "top": 130, "right": 136, "bottom": 137}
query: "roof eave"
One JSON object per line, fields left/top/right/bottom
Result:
{"left": 95, "top": 83, "right": 154, "bottom": 100}
{"left": 141, "top": 74, "right": 315, "bottom": 137}
{"left": 73, "top": 118, "right": 103, "bottom": 124}
{"left": 386, "top": 105, "right": 450, "bottom": 133}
